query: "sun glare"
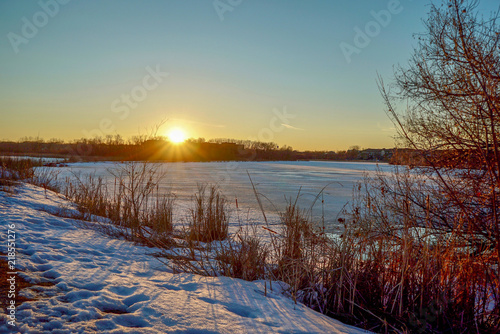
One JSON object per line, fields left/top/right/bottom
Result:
{"left": 167, "top": 128, "right": 187, "bottom": 144}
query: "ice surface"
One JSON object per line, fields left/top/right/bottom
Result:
{"left": 56, "top": 161, "right": 395, "bottom": 233}
{"left": 0, "top": 182, "right": 371, "bottom": 333}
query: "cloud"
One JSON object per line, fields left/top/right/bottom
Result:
{"left": 377, "top": 122, "right": 396, "bottom": 132}
{"left": 281, "top": 123, "right": 305, "bottom": 131}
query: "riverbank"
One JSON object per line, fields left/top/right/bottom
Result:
{"left": 0, "top": 181, "right": 369, "bottom": 333}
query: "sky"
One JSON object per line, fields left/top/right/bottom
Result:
{"left": 0, "top": 0, "right": 498, "bottom": 151}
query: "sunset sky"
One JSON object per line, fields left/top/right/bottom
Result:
{"left": 1, "top": 0, "right": 498, "bottom": 151}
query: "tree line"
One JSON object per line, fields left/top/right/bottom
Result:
{"left": 0, "top": 136, "right": 392, "bottom": 162}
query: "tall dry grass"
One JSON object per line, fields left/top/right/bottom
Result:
{"left": 214, "top": 233, "right": 268, "bottom": 281}
{"left": 63, "top": 162, "right": 175, "bottom": 240}
{"left": 0, "top": 156, "right": 60, "bottom": 192}
{"left": 280, "top": 169, "right": 500, "bottom": 333}
{"left": 187, "top": 184, "right": 229, "bottom": 243}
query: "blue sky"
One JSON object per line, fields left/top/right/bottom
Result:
{"left": 0, "top": 0, "right": 498, "bottom": 150}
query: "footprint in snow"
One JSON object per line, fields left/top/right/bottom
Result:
{"left": 133, "top": 270, "right": 153, "bottom": 277}
{"left": 26, "top": 218, "right": 45, "bottom": 227}
{"left": 178, "top": 282, "right": 199, "bottom": 291}
{"left": 224, "top": 304, "right": 260, "bottom": 319}
{"left": 50, "top": 305, "right": 78, "bottom": 317}
{"left": 80, "top": 263, "right": 98, "bottom": 269}
{"left": 30, "top": 254, "right": 48, "bottom": 264}
{"left": 138, "top": 306, "right": 162, "bottom": 318}
{"left": 157, "top": 283, "right": 181, "bottom": 291}
{"left": 43, "top": 253, "right": 66, "bottom": 261}
{"left": 77, "top": 248, "right": 103, "bottom": 256}
{"left": 123, "top": 293, "right": 150, "bottom": 307}
{"left": 41, "top": 269, "right": 61, "bottom": 279}
{"left": 48, "top": 242, "right": 66, "bottom": 250}
{"left": 91, "top": 296, "right": 128, "bottom": 314}
{"left": 70, "top": 282, "right": 106, "bottom": 292}
{"left": 161, "top": 316, "right": 179, "bottom": 327}
{"left": 19, "top": 248, "right": 36, "bottom": 256}
{"left": 36, "top": 263, "right": 53, "bottom": 271}
{"left": 198, "top": 296, "right": 217, "bottom": 304}
{"left": 95, "top": 319, "right": 117, "bottom": 331}
{"left": 58, "top": 290, "right": 96, "bottom": 303}
{"left": 56, "top": 282, "right": 70, "bottom": 291}
{"left": 26, "top": 231, "right": 45, "bottom": 238}
{"left": 109, "top": 285, "right": 138, "bottom": 296}
{"left": 114, "top": 314, "right": 150, "bottom": 328}
{"left": 46, "top": 218, "right": 71, "bottom": 227}
{"left": 197, "top": 296, "right": 261, "bottom": 319}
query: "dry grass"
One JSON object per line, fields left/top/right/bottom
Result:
{"left": 317, "top": 171, "right": 500, "bottom": 333}
{"left": 0, "top": 156, "right": 60, "bottom": 193}
{"left": 212, "top": 232, "right": 269, "bottom": 281}
{"left": 187, "top": 184, "right": 229, "bottom": 243}
{"left": 0, "top": 156, "right": 38, "bottom": 181}
{"left": 63, "top": 162, "right": 176, "bottom": 242}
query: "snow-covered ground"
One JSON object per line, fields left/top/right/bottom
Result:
{"left": 0, "top": 183, "right": 370, "bottom": 333}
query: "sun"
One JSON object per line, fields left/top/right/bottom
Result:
{"left": 167, "top": 128, "right": 187, "bottom": 144}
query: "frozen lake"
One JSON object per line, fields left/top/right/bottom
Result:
{"left": 58, "top": 161, "right": 396, "bottom": 233}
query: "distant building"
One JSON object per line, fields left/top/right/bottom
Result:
{"left": 358, "top": 148, "right": 394, "bottom": 161}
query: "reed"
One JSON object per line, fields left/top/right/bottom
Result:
{"left": 63, "top": 162, "right": 176, "bottom": 241}
{"left": 188, "top": 184, "right": 229, "bottom": 243}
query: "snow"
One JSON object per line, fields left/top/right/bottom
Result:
{"left": 0, "top": 183, "right": 370, "bottom": 333}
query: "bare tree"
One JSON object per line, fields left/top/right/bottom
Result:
{"left": 379, "top": 0, "right": 500, "bottom": 328}
{"left": 381, "top": 0, "right": 499, "bottom": 248}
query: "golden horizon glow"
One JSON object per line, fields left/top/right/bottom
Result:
{"left": 167, "top": 128, "right": 187, "bottom": 144}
